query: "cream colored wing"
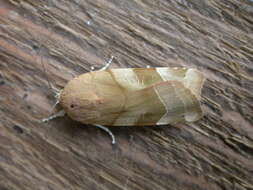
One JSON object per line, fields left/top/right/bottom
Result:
{"left": 92, "top": 80, "right": 202, "bottom": 126}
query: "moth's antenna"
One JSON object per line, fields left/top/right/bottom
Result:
{"left": 39, "top": 46, "right": 61, "bottom": 96}
{"left": 41, "top": 110, "right": 65, "bottom": 123}
{"left": 39, "top": 45, "right": 61, "bottom": 114}
{"left": 40, "top": 49, "right": 53, "bottom": 90}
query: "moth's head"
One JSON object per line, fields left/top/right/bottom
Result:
{"left": 59, "top": 92, "right": 80, "bottom": 112}
{"left": 59, "top": 80, "right": 102, "bottom": 122}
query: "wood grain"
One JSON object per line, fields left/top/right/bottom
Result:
{"left": 0, "top": 0, "right": 252, "bottom": 189}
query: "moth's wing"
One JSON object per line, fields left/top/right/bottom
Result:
{"left": 110, "top": 68, "right": 205, "bottom": 99}
{"left": 89, "top": 80, "right": 202, "bottom": 126}
{"left": 109, "top": 68, "right": 185, "bottom": 91}
{"left": 111, "top": 80, "right": 202, "bottom": 126}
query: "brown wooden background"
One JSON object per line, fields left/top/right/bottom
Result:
{"left": 0, "top": 0, "right": 253, "bottom": 189}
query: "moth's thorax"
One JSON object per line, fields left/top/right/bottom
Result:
{"left": 59, "top": 75, "right": 97, "bottom": 120}
{"left": 59, "top": 72, "right": 125, "bottom": 124}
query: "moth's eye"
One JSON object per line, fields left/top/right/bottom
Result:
{"left": 70, "top": 104, "right": 75, "bottom": 108}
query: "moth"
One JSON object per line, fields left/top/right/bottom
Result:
{"left": 43, "top": 59, "right": 205, "bottom": 144}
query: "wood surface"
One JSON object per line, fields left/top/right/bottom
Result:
{"left": 0, "top": 0, "right": 253, "bottom": 189}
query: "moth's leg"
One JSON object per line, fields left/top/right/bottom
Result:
{"left": 93, "top": 124, "right": 116, "bottom": 144}
{"left": 41, "top": 89, "right": 63, "bottom": 123}
{"left": 52, "top": 87, "right": 62, "bottom": 98}
{"left": 90, "top": 56, "right": 114, "bottom": 71}
{"left": 52, "top": 89, "right": 62, "bottom": 110}
{"left": 99, "top": 56, "right": 114, "bottom": 71}
{"left": 41, "top": 110, "right": 65, "bottom": 123}
{"left": 90, "top": 66, "right": 95, "bottom": 71}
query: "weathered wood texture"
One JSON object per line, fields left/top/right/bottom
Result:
{"left": 0, "top": 0, "right": 253, "bottom": 189}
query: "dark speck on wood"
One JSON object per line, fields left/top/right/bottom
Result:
{"left": 13, "top": 125, "right": 24, "bottom": 134}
